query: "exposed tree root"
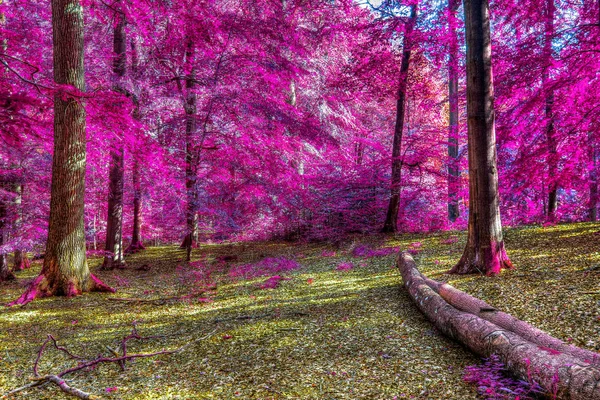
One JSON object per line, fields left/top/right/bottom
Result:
{"left": 398, "top": 252, "right": 600, "bottom": 400}
{"left": 7, "top": 273, "right": 115, "bottom": 307}
{"left": 1, "top": 326, "right": 217, "bottom": 399}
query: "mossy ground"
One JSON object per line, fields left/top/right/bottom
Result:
{"left": 1, "top": 222, "right": 599, "bottom": 399}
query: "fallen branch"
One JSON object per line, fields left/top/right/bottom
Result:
{"left": 398, "top": 252, "right": 600, "bottom": 400}
{"left": 2, "top": 326, "right": 216, "bottom": 399}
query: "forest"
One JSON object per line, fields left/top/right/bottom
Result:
{"left": 1, "top": 0, "right": 600, "bottom": 398}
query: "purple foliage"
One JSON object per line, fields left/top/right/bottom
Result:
{"left": 336, "top": 261, "right": 354, "bottom": 271}
{"left": 463, "top": 355, "right": 543, "bottom": 399}
{"left": 351, "top": 244, "right": 400, "bottom": 258}
{"left": 258, "top": 275, "right": 290, "bottom": 289}
{"left": 177, "top": 260, "right": 213, "bottom": 288}
{"left": 229, "top": 257, "right": 301, "bottom": 279}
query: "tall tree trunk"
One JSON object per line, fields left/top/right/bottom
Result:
{"left": 544, "top": 0, "right": 558, "bottom": 221}
{"left": 126, "top": 39, "right": 145, "bottom": 254}
{"left": 450, "top": 0, "right": 512, "bottom": 275}
{"left": 382, "top": 3, "right": 418, "bottom": 233}
{"left": 180, "top": 40, "right": 198, "bottom": 261}
{"left": 13, "top": 182, "right": 30, "bottom": 270}
{"left": 589, "top": 132, "right": 598, "bottom": 221}
{"left": 447, "top": 0, "right": 460, "bottom": 223}
{"left": 102, "top": 7, "right": 126, "bottom": 269}
{"left": 9, "top": 0, "right": 113, "bottom": 306}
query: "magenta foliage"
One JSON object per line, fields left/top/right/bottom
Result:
{"left": 228, "top": 257, "right": 302, "bottom": 280}
{"left": 2, "top": 0, "right": 600, "bottom": 254}
{"left": 177, "top": 260, "right": 214, "bottom": 289}
{"left": 463, "top": 355, "right": 543, "bottom": 399}
{"left": 258, "top": 275, "right": 291, "bottom": 290}
{"left": 336, "top": 261, "right": 354, "bottom": 271}
{"left": 352, "top": 244, "right": 400, "bottom": 258}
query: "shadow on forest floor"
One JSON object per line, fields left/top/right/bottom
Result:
{"left": 1, "top": 221, "right": 599, "bottom": 399}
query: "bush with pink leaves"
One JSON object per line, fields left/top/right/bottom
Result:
{"left": 463, "top": 355, "right": 543, "bottom": 399}
{"left": 229, "top": 257, "right": 302, "bottom": 279}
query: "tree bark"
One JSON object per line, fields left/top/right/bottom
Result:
{"left": 447, "top": 0, "right": 460, "bottom": 223}
{"left": 9, "top": 0, "right": 113, "bottom": 305}
{"left": 399, "top": 252, "right": 600, "bottom": 400}
{"left": 102, "top": 5, "right": 126, "bottom": 269}
{"left": 589, "top": 135, "right": 598, "bottom": 222}
{"left": 125, "top": 39, "right": 145, "bottom": 254}
{"left": 544, "top": 0, "right": 558, "bottom": 221}
{"left": 12, "top": 182, "right": 30, "bottom": 270}
{"left": 450, "top": 0, "right": 511, "bottom": 275}
{"left": 179, "top": 39, "right": 198, "bottom": 261}
{"left": 382, "top": 3, "right": 418, "bottom": 234}
{"left": 0, "top": 187, "right": 15, "bottom": 282}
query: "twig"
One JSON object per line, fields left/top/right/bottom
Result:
{"left": 45, "top": 375, "right": 99, "bottom": 400}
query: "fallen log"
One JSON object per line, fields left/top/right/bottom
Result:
{"left": 398, "top": 252, "right": 600, "bottom": 400}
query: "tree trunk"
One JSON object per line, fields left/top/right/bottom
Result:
{"left": 126, "top": 156, "right": 145, "bottom": 253}
{"left": 399, "top": 252, "right": 600, "bottom": 400}
{"left": 102, "top": 7, "right": 127, "bottom": 269}
{"left": 382, "top": 3, "right": 418, "bottom": 234}
{"left": 544, "top": 0, "right": 558, "bottom": 221}
{"left": 125, "top": 39, "right": 145, "bottom": 254}
{"left": 12, "top": 182, "right": 30, "bottom": 270}
{"left": 450, "top": 0, "right": 512, "bottom": 275}
{"left": 589, "top": 132, "right": 598, "bottom": 221}
{"left": 447, "top": 0, "right": 460, "bottom": 223}
{"left": 9, "top": 0, "right": 113, "bottom": 305}
{"left": 179, "top": 40, "right": 198, "bottom": 261}
{"left": 0, "top": 192, "right": 15, "bottom": 282}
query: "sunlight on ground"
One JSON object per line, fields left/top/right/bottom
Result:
{"left": 1, "top": 222, "right": 600, "bottom": 399}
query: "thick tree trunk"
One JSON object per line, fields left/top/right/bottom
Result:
{"left": 544, "top": 0, "right": 558, "bottom": 221}
{"left": 9, "top": 0, "right": 113, "bottom": 305}
{"left": 399, "top": 253, "right": 600, "bottom": 399}
{"left": 447, "top": 0, "right": 460, "bottom": 223}
{"left": 180, "top": 40, "right": 198, "bottom": 261}
{"left": 102, "top": 6, "right": 126, "bottom": 269}
{"left": 382, "top": 4, "right": 418, "bottom": 234}
{"left": 451, "top": 0, "right": 511, "bottom": 275}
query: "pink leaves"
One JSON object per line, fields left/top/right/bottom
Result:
{"left": 105, "top": 387, "right": 118, "bottom": 393}
{"left": 258, "top": 275, "right": 291, "bottom": 290}
{"left": 351, "top": 244, "right": 400, "bottom": 258}
{"left": 336, "top": 262, "right": 354, "bottom": 271}
{"left": 229, "top": 257, "right": 301, "bottom": 280}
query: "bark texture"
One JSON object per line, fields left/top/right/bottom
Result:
{"left": 382, "top": 3, "right": 418, "bottom": 233}
{"left": 399, "top": 252, "right": 600, "bottom": 399}
{"left": 589, "top": 132, "right": 598, "bottom": 221}
{"left": 451, "top": 0, "right": 512, "bottom": 275}
{"left": 180, "top": 39, "right": 198, "bottom": 261}
{"left": 102, "top": 6, "right": 126, "bottom": 269}
{"left": 0, "top": 190, "right": 14, "bottom": 282}
{"left": 13, "top": 183, "right": 30, "bottom": 270}
{"left": 9, "top": 0, "right": 114, "bottom": 305}
{"left": 447, "top": 0, "right": 460, "bottom": 223}
{"left": 544, "top": 0, "right": 558, "bottom": 221}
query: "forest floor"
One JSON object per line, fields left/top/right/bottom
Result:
{"left": 1, "top": 222, "right": 600, "bottom": 399}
